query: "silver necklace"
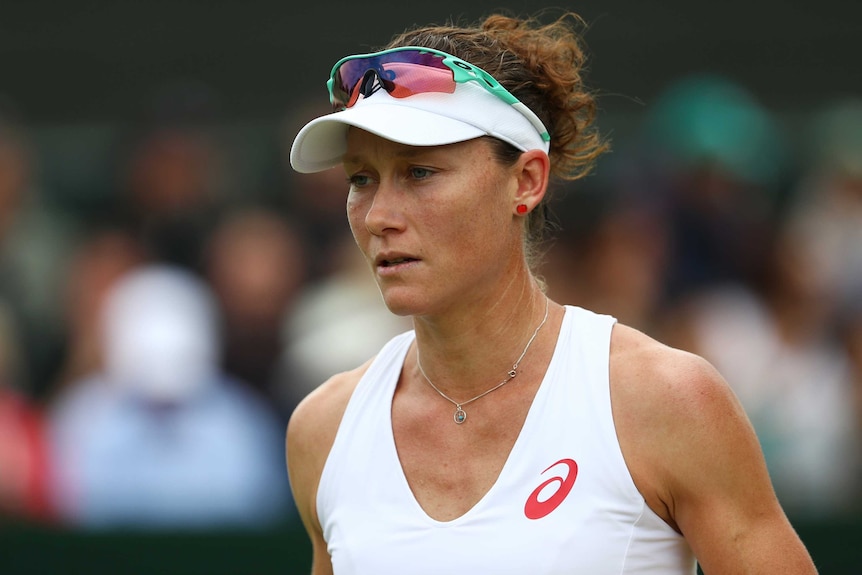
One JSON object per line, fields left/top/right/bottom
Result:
{"left": 416, "top": 297, "right": 550, "bottom": 425}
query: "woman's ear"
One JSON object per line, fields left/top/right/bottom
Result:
{"left": 513, "top": 150, "right": 550, "bottom": 215}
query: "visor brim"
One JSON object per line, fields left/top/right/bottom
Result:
{"left": 290, "top": 101, "right": 486, "bottom": 173}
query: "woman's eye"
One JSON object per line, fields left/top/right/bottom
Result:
{"left": 348, "top": 174, "right": 371, "bottom": 187}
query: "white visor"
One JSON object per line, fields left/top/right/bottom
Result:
{"left": 290, "top": 80, "right": 550, "bottom": 173}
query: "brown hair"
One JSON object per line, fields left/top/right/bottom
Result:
{"left": 385, "top": 12, "right": 608, "bottom": 181}
{"left": 384, "top": 11, "right": 609, "bottom": 267}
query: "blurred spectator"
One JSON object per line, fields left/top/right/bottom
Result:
{"left": 277, "top": 235, "right": 412, "bottom": 402}
{"left": 0, "top": 96, "right": 80, "bottom": 400}
{"left": 281, "top": 99, "right": 356, "bottom": 283}
{"left": 661, "top": 217, "right": 861, "bottom": 519}
{"left": 0, "top": 305, "right": 52, "bottom": 522}
{"left": 109, "top": 82, "right": 231, "bottom": 274}
{"left": 0, "top": 388, "right": 52, "bottom": 523}
{"left": 541, "top": 176, "right": 670, "bottom": 334}
{"left": 782, "top": 98, "right": 862, "bottom": 317}
{"left": 640, "top": 74, "right": 788, "bottom": 301}
{"left": 776, "top": 97, "right": 862, "bottom": 513}
{"left": 203, "top": 207, "right": 307, "bottom": 418}
{"left": 839, "top": 305, "right": 862, "bottom": 474}
{"left": 0, "top": 303, "right": 24, "bottom": 398}
{"left": 48, "top": 226, "right": 147, "bottom": 398}
{"left": 47, "top": 265, "right": 293, "bottom": 530}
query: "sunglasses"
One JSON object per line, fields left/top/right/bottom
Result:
{"left": 327, "top": 46, "right": 551, "bottom": 143}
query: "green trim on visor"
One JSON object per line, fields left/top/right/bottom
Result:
{"left": 326, "top": 46, "right": 551, "bottom": 144}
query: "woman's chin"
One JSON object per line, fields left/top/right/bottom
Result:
{"left": 378, "top": 289, "right": 428, "bottom": 318}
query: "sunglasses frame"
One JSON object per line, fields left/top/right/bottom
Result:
{"left": 327, "top": 46, "right": 551, "bottom": 144}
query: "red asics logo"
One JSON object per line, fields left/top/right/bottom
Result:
{"left": 524, "top": 458, "right": 578, "bottom": 520}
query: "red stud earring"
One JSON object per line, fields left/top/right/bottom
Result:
{"left": 516, "top": 204, "right": 528, "bottom": 215}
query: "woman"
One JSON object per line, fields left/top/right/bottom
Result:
{"left": 286, "top": 12, "right": 818, "bottom": 574}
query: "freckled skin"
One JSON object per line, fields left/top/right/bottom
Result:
{"left": 343, "top": 129, "right": 524, "bottom": 319}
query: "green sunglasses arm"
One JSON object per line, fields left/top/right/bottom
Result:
{"left": 441, "top": 55, "right": 519, "bottom": 105}
{"left": 441, "top": 55, "right": 550, "bottom": 142}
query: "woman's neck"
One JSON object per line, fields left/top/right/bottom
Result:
{"left": 410, "top": 280, "right": 551, "bottom": 398}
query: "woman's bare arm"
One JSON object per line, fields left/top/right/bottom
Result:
{"left": 611, "top": 324, "right": 818, "bottom": 574}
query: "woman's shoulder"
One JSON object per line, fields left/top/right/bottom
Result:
{"left": 609, "top": 322, "right": 729, "bottom": 409}
{"left": 285, "top": 358, "right": 376, "bottom": 524}
{"left": 608, "top": 322, "right": 756, "bottom": 526}
{"left": 608, "top": 322, "right": 744, "bottom": 447}
{"left": 285, "top": 358, "right": 376, "bottom": 540}
{"left": 288, "top": 328, "right": 415, "bottom": 453}
{"left": 287, "top": 358, "right": 374, "bottom": 452}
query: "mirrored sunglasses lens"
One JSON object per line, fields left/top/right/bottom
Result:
{"left": 334, "top": 50, "right": 455, "bottom": 107}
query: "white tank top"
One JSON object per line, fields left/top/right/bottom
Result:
{"left": 317, "top": 305, "right": 697, "bottom": 574}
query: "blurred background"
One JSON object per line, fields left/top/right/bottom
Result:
{"left": 1, "top": 0, "right": 861, "bottom": 573}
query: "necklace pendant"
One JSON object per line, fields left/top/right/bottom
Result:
{"left": 454, "top": 407, "right": 467, "bottom": 424}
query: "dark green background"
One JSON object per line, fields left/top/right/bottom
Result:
{"left": 3, "top": 0, "right": 860, "bottom": 124}
{"left": 2, "top": 518, "right": 861, "bottom": 574}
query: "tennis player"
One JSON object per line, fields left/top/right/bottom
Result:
{"left": 286, "top": 11, "right": 819, "bottom": 574}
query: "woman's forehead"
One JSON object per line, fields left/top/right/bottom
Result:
{"left": 343, "top": 129, "right": 487, "bottom": 164}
